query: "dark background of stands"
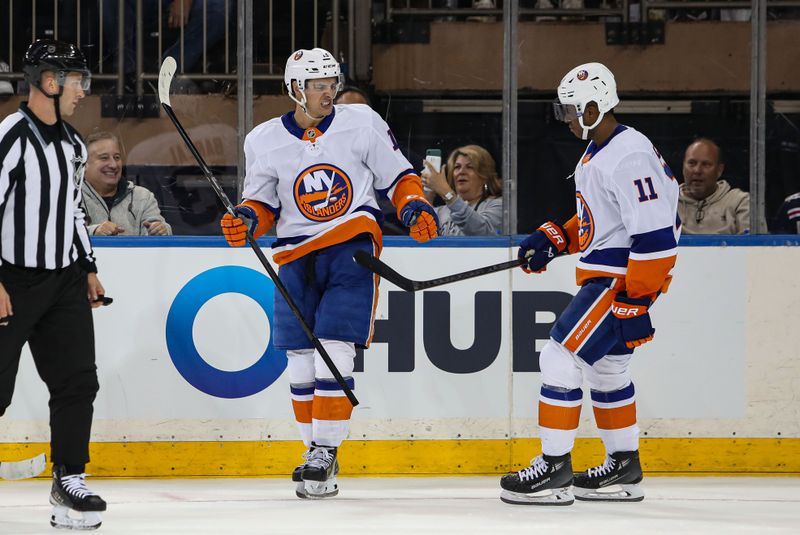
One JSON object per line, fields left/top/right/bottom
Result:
{"left": 2, "top": 3, "right": 799, "bottom": 235}
{"left": 378, "top": 96, "right": 800, "bottom": 233}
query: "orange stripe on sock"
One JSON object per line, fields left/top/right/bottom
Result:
{"left": 538, "top": 401, "right": 581, "bottom": 431}
{"left": 312, "top": 396, "right": 354, "bottom": 421}
{"left": 593, "top": 402, "right": 637, "bottom": 430}
{"left": 292, "top": 399, "right": 313, "bottom": 424}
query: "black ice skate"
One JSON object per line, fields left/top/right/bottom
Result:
{"left": 292, "top": 448, "right": 312, "bottom": 499}
{"left": 49, "top": 465, "right": 107, "bottom": 530}
{"left": 299, "top": 443, "right": 339, "bottom": 499}
{"left": 500, "top": 453, "right": 574, "bottom": 506}
{"left": 573, "top": 450, "right": 644, "bottom": 502}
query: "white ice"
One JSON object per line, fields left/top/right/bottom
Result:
{"left": 1, "top": 476, "right": 799, "bottom": 534}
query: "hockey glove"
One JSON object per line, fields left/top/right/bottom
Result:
{"left": 220, "top": 205, "right": 258, "bottom": 247}
{"left": 518, "top": 221, "right": 569, "bottom": 273}
{"left": 611, "top": 292, "right": 655, "bottom": 349}
{"left": 400, "top": 199, "right": 439, "bottom": 243}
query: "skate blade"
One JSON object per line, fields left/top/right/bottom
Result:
{"left": 50, "top": 506, "right": 102, "bottom": 530}
{"left": 0, "top": 453, "right": 46, "bottom": 480}
{"left": 303, "top": 478, "right": 339, "bottom": 499}
{"left": 295, "top": 481, "right": 310, "bottom": 499}
{"left": 574, "top": 483, "right": 644, "bottom": 502}
{"left": 500, "top": 487, "right": 574, "bottom": 506}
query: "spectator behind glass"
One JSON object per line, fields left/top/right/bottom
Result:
{"left": 334, "top": 86, "right": 371, "bottom": 106}
{"left": 102, "top": 0, "right": 229, "bottom": 89}
{"left": 678, "top": 138, "right": 755, "bottom": 234}
{"left": 771, "top": 192, "right": 800, "bottom": 234}
{"left": 334, "top": 85, "right": 408, "bottom": 236}
{"left": 422, "top": 144, "right": 503, "bottom": 236}
{"left": 82, "top": 132, "right": 172, "bottom": 236}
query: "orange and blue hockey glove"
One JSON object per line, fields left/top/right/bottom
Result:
{"left": 399, "top": 199, "right": 439, "bottom": 242}
{"left": 518, "top": 221, "right": 569, "bottom": 273}
{"left": 611, "top": 292, "right": 655, "bottom": 349}
{"left": 220, "top": 205, "right": 259, "bottom": 247}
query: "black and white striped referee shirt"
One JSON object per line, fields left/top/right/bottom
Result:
{"left": 0, "top": 102, "right": 96, "bottom": 276}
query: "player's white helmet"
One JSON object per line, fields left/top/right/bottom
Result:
{"left": 554, "top": 62, "right": 619, "bottom": 140}
{"left": 284, "top": 48, "right": 343, "bottom": 118}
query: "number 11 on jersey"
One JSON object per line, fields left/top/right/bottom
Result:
{"left": 634, "top": 177, "right": 658, "bottom": 202}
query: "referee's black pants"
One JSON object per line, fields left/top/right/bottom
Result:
{"left": 0, "top": 263, "right": 99, "bottom": 466}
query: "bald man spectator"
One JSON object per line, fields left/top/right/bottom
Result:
{"left": 677, "top": 138, "right": 759, "bottom": 234}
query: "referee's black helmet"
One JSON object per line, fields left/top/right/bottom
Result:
{"left": 23, "top": 39, "right": 91, "bottom": 92}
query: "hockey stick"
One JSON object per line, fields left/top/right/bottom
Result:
{"left": 158, "top": 57, "right": 358, "bottom": 407}
{"left": 0, "top": 453, "right": 46, "bottom": 480}
{"left": 353, "top": 250, "right": 526, "bottom": 292}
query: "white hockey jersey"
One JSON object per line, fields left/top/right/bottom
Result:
{"left": 241, "top": 104, "right": 416, "bottom": 264}
{"left": 569, "top": 125, "right": 680, "bottom": 298}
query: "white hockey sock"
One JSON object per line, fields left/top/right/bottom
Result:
{"left": 287, "top": 349, "right": 315, "bottom": 447}
{"left": 312, "top": 339, "right": 355, "bottom": 448}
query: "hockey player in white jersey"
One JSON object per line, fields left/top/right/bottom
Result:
{"left": 220, "top": 48, "right": 438, "bottom": 499}
{"left": 500, "top": 62, "right": 680, "bottom": 505}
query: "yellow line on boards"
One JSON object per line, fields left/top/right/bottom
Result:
{"left": 1, "top": 438, "right": 797, "bottom": 478}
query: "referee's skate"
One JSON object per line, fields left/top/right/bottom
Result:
{"left": 49, "top": 465, "right": 107, "bottom": 530}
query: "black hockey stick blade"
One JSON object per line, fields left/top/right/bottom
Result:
{"left": 354, "top": 250, "right": 526, "bottom": 292}
{"left": 353, "top": 250, "right": 417, "bottom": 291}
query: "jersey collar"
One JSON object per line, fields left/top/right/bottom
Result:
{"left": 581, "top": 124, "right": 628, "bottom": 165}
{"left": 281, "top": 107, "right": 336, "bottom": 141}
{"left": 19, "top": 101, "right": 67, "bottom": 145}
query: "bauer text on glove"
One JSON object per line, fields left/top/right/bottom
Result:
{"left": 611, "top": 293, "right": 655, "bottom": 349}
{"left": 517, "top": 221, "right": 569, "bottom": 273}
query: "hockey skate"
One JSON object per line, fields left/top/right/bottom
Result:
{"left": 573, "top": 450, "right": 645, "bottom": 502}
{"left": 49, "top": 465, "right": 107, "bottom": 530}
{"left": 298, "top": 443, "right": 339, "bottom": 499}
{"left": 500, "top": 453, "right": 574, "bottom": 506}
{"left": 292, "top": 448, "right": 312, "bottom": 499}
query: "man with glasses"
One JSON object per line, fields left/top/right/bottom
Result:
{"left": 500, "top": 62, "right": 680, "bottom": 506}
{"left": 219, "top": 48, "right": 438, "bottom": 499}
{"left": 678, "top": 138, "right": 753, "bottom": 234}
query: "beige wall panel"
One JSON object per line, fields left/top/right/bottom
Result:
{"left": 373, "top": 21, "right": 800, "bottom": 92}
{"left": 0, "top": 95, "right": 292, "bottom": 165}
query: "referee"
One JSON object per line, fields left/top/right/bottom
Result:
{"left": 0, "top": 40, "right": 107, "bottom": 528}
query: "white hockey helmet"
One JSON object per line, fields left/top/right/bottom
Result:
{"left": 284, "top": 48, "right": 343, "bottom": 116}
{"left": 554, "top": 62, "right": 619, "bottom": 140}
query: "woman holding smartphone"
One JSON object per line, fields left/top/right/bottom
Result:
{"left": 422, "top": 144, "right": 504, "bottom": 236}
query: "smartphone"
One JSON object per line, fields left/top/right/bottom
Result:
{"left": 425, "top": 149, "right": 442, "bottom": 172}
{"left": 423, "top": 149, "right": 442, "bottom": 192}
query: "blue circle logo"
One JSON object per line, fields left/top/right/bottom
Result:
{"left": 166, "top": 266, "right": 286, "bottom": 398}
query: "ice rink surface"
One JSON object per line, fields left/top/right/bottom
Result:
{"left": 1, "top": 476, "right": 799, "bottom": 534}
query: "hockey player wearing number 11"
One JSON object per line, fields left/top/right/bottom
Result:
{"left": 219, "top": 48, "right": 438, "bottom": 499}
{"left": 500, "top": 62, "right": 680, "bottom": 506}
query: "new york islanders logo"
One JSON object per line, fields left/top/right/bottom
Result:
{"left": 294, "top": 164, "right": 353, "bottom": 222}
{"left": 577, "top": 70, "right": 589, "bottom": 81}
{"left": 576, "top": 191, "right": 594, "bottom": 251}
